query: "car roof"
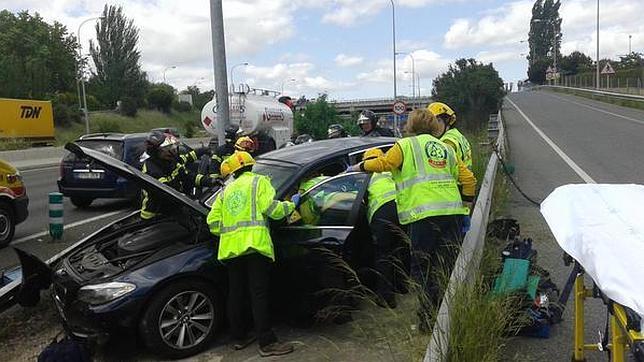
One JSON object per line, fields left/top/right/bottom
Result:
{"left": 258, "top": 137, "right": 398, "bottom": 166}
{"left": 78, "top": 132, "right": 149, "bottom": 141}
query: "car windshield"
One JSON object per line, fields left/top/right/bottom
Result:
{"left": 203, "top": 160, "right": 297, "bottom": 208}
{"left": 76, "top": 140, "right": 124, "bottom": 160}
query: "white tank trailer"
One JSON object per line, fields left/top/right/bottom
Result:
{"left": 201, "top": 86, "right": 294, "bottom": 154}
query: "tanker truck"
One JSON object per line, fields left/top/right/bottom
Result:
{"left": 201, "top": 86, "right": 294, "bottom": 154}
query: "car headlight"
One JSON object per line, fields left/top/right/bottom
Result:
{"left": 77, "top": 282, "right": 136, "bottom": 305}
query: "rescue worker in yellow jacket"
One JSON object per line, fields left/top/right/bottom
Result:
{"left": 427, "top": 102, "right": 474, "bottom": 233}
{"left": 363, "top": 148, "right": 402, "bottom": 309}
{"left": 347, "top": 109, "right": 476, "bottom": 322}
{"left": 207, "top": 152, "right": 296, "bottom": 357}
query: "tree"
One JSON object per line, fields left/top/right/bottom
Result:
{"left": 431, "top": 58, "right": 505, "bottom": 129}
{"left": 0, "top": 10, "right": 77, "bottom": 99}
{"left": 527, "top": 0, "right": 562, "bottom": 83}
{"left": 294, "top": 94, "right": 344, "bottom": 139}
{"left": 180, "top": 85, "right": 213, "bottom": 110}
{"left": 147, "top": 83, "right": 175, "bottom": 113}
{"left": 559, "top": 51, "right": 594, "bottom": 75}
{"left": 617, "top": 52, "right": 644, "bottom": 70}
{"left": 89, "top": 5, "right": 147, "bottom": 109}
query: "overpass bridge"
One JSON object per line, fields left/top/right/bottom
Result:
{"left": 329, "top": 96, "right": 432, "bottom": 117}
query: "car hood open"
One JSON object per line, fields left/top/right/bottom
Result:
{"left": 65, "top": 142, "right": 208, "bottom": 217}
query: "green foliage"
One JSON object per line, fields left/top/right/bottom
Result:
{"left": 431, "top": 58, "right": 505, "bottom": 129}
{"left": 96, "top": 119, "right": 122, "bottom": 133}
{"left": 617, "top": 52, "right": 644, "bottom": 70}
{"left": 183, "top": 119, "right": 196, "bottom": 138}
{"left": 527, "top": 58, "right": 549, "bottom": 85}
{"left": 89, "top": 5, "right": 147, "bottom": 109}
{"left": 147, "top": 83, "right": 175, "bottom": 113}
{"left": 294, "top": 94, "right": 344, "bottom": 139}
{"left": 527, "top": 0, "right": 562, "bottom": 83}
{"left": 181, "top": 85, "right": 214, "bottom": 111}
{"left": 52, "top": 102, "right": 81, "bottom": 127}
{"left": 173, "top": 100, "right": 192, "bottom": 113}
{"left": 0, "top": 10, "right": 77, "bottom": 99}
{"left": 119, "top": 96, "right": 138, "bottom": 117}
{"left": 559, "top": 51, "right": 594, "bottom": 75}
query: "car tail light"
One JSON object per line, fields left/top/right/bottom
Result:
{"left": 9, "top": 185, "right": 25, "bottom": 196}
{"left": 6, "top": 173, "right": 24, "bottom": 196}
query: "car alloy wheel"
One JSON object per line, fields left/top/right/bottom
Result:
{"left": 158, "top": 290, "right": 215, "bottom": 350}
{"left": 0, "top": 203, "right": 15, "bottom": 246}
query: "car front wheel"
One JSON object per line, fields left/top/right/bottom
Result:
{"left": 139, "top": 281, "right": 222, "bottom": 359}
{"left": 0, "top": 202, "right": 15, "bottom": 247}
{"left": 70, "top": 196, "right": 93, "bottom": 208}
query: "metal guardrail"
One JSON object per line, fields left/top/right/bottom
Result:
{"left": 542, "top": 85, "right": 644, "bottom": 101}
{"left": 424, "top": 107, "right": 506, "bottom": 361}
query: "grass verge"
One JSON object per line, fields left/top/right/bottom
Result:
{"left": 55, "top": 109, "right": 206, "bottom": 146}
{"left": 545, "top": 87, "right": 644, "bottom": 111}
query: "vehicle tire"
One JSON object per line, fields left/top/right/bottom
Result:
{"left": 0, "top": 202, "right": 15, "bottom": 247}
{"left": 139, "top": 280, "right": 223, "bottom": 359}
{"left": 70, "top": 196, "right": 93, "bottom": 208}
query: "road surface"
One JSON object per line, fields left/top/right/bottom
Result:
{"left": 501, "top": 89, "right": 644, "bottom": 361}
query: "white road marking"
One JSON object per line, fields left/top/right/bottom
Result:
{"left": 543, "top": 91, "right": 644, "bottom": 126}
{"left": 20, "top": 166, "right": 59, "bottom": 173}
{"left": 506, "top": 97, "right": 596, "bottom": 184}
{"left": 12, "top": 210, "right": 125, "bottom": 245}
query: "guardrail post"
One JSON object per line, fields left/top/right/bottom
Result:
{"left": 49, "top": 192, "right": 64, "bottom": 240}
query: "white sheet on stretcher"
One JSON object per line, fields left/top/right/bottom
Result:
{"left": 541, "top": 184, "right": 644, "bottom": 320}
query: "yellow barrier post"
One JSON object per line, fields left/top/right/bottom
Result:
{"left": 611, "top": 313, "right": 626, "bottom": 361}
{"left": 573, "top": 273, "right": 586, "bottom": 361}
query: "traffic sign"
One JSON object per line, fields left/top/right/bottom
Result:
{"left": 392, "top": 100, "right": 406, "bottom": 115}
{"left": 601, "top": 62, "right": 615, "bottom": 75}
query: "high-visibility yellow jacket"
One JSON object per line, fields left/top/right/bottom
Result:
{"left": 441, "top": 128, "right": 472, "bottom": 170}
{"left": 366, "top": 172, "right": 396, "bottom": 223}
{"left": 207, "top": 172, "right": 294, "bottom": 261}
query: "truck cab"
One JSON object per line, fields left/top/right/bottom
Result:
{"left": 0, "top": 159, "right": 29, "bottom": 246}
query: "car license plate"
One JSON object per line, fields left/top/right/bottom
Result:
{"left": 75, "top": 172, "right": 103, "bottom": 180}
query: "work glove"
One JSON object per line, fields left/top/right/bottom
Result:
{"left": 462, "top": 215, "right": 471, "bottom": 234}
{"left": 290, "top": 193, "right": 302, "bottom": 208}
{"left": 345, "top": 164, "right": 359, "bottom": 173}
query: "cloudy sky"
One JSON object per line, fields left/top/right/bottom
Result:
{"left": 3, "top": 0, "right": 643, "bottom": 100}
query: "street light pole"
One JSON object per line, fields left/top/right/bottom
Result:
{"left": 629, "top": 34, "right": 632, "bottom": 54}
{"left": 209, "top": 0, "right": 230, "bottom": 146}
{"left": 77, "top": 16, "right": 103, "bottom": 135}
{"left": 281, "top": 78, "right": 296, "bottom": 94}
{"left": 230, "top": 62, "right": 248, "bottom": 92}
{"left": 389, "top": 0, "right": 398, "bottom": 130}
{"left": 397, "top": 52, "right": 416, "bottom": 107}
{"left": 163, "top": 65, "right": 176, "bottom": 83}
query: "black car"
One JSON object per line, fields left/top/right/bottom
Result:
{"left": 57, "top": 133, "right": 148, "bottom": 208}
{"left": 2, "top": 137, "right": 396, "bottom": 358}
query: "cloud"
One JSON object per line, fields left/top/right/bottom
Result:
{"left": 243, "top": 62, "right": 354, "bottom": 94}
{"left": 476, "top": 50, "right": 524, "bottom": 64}
{"left": 321, "top": 0, "right": 385, "bottom": 27}
{"left": 443, "top": 0, "right": 533, "bottom": 49}
{"left": 334, "top": 53, "right": 364, "bottom": 67}
{"left": 356, "top": 49, "right": 449, "bottom": 90}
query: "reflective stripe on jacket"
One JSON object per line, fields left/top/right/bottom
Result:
{"left": 207, "top": 172, "right": 294, "bottom": 261}
{"left": 392, "top": 135, "right": 467, "bottom": 225}
{"left": 140, "top": 159, "right": 190, "bottom": 220}
{"left": 441, "top": 128, "right": 472, "bottom": 170}
{"left": 367, "top": 172, "right": 396, "bottom": 223}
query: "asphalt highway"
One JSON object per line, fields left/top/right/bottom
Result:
{"left": 0, "top": 166, "right": 132, "bottom": 269}
{"left": 501, "top": 89, "right": 644, "bottom": 361}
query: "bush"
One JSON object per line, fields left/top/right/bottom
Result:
{"left": 52, "top": 102, "right": 81, "bottom": 127}
{"left": 183, "top": 119, "right": 196, "bottom": 138}
{"left": 96, "top": 119, "right": 122, "bottom": 133}
{"left": 173, "top": 100, "right": 192, "bottom": 113}
{"left": 119, "top": 97, "right": 138, "bottom": 117}
{"left": 146, "top": 84, "right": 175, "bottom": 113}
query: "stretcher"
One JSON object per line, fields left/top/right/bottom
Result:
{"left": 541, "top": 184, "right": 644, "bottom": 361}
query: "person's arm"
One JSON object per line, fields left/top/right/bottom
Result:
{"left": 258, "top": 177, "right": 295, "bottom": 220}
{"left": 457, "top": 160, "right": 476, "bottom": 201}
{"left": 358, "top": 143, "right": 403, "bottom": 173}
{"left": 207, "top": 193, "right": 223, "bottom": 235}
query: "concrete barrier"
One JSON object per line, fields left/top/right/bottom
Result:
{"left": 423, "top": 106, "right": 507, "bottom": 361}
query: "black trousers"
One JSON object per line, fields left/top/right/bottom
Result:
{"left": 226, "top": 253, "right": 277, "bottom": 347}
{"left": 407, "top": 215, "right": 462, "bottom": 313}
{"left": 369, "top": 201, "right": 404, "bottom": 300}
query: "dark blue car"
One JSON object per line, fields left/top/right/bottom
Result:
{"left": 57, "top": 133, "right": 148, "bottom": 207}
{"left": 3, "top": 136, "right": 397, "bottom": 359}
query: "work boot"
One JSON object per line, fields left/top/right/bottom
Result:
{"left": 258, "top": 341, "right": 294, "bottom": 357}
{"left": 232, "top": 335, "right": 257, "bottom": 350}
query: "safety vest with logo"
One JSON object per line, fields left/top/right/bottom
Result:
{"left": 392, "top": 135, "right": 468, "bottom": 225}
{"left": 367, "top": 172, "right": 396, "bottom": 223}
{"left": 441, "top": 128, "right": 472, "bottom": 170}
{"left": 207, "top": 172, "right": 295, "bottom": 261}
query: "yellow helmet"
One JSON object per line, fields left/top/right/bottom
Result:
{"left": 363, "top": 148, "right": 384, "bottom": 161}
{"left": 222, "top": 151, "right": 255, "bottom": 177}
{"left": 234, "top": 136, "right": 254, "bottom": 152}
{"left": 427, "top": 102, "right": 456, "bottom": 126}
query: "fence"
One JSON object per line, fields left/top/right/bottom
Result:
{"left": 541, "top": 85, "right": 644, "bottom": 102}
{"left": 558, "top": 74, "right": 644, "bottom": 96}
{"left": 423, "top": 108, "right": 506, "bottom": 360}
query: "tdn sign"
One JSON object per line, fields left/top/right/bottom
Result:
{"left": 20, "top": 106, "right": 42, "bottom": 119}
